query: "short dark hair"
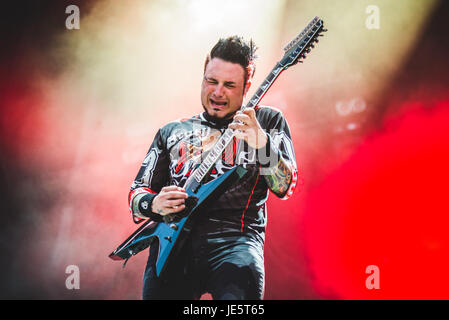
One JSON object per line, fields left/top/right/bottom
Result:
{"left": 204, "top": 36, "right": 258, "bottom": 88}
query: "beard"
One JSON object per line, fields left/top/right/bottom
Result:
{"left": 201, "top": 103, "right": 239, "bottom": 125}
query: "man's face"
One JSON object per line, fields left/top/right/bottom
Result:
{"left": 201, "top": 57, "right": 249, "bottom": 120}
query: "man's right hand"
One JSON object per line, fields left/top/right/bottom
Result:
{"left": 151, "top": 186, "right": 188, "bottom": 216}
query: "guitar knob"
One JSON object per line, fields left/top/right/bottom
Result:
{"left": 164, "top": 236, "right": 172, "bottom": 243}
{"left": 170, "top": 223, "right": 178, "bottom": 231}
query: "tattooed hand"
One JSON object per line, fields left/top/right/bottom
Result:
{"left": 151, "top": 186, "right": 188, "bottom": 216}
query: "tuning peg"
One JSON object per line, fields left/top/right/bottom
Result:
{"left": 322, "top": 28, "right": 328, "bottom": 32}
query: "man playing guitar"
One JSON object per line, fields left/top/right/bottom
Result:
{"left": 129, "top": 36, "right": 298, "bottom": 299}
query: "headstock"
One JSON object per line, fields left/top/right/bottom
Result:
{"left": 280, "top": 16, "right": 327, "bottom": 69}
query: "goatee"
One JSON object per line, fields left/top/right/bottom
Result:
{"left": 202, "top": 104, "right": 237, "bottom": 126}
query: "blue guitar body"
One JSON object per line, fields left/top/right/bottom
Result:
{"left": 109, "top": 166, "right": 247, "bottom": 277}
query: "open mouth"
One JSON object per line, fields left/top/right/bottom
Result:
{"left": 210, "top": 98, "right": 228, "bottom": 109}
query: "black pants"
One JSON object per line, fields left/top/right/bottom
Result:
{"left": 142, "top": 230, "right": 265, "bottom": 300}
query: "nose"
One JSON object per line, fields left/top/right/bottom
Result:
{"left": 213, "top": 84, "right": 225, "bottom": 98}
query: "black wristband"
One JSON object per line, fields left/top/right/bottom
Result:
{"left": 137, "top": 193, "right": 163, "bottom": 222}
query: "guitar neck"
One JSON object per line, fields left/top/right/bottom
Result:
{"left": 243, "top": 62, "right": 284, "bottom": 110}
{"left": 187, "top": 62, "right": 285, "bottom": 185}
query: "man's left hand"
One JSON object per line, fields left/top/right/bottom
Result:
{"left": 229, "top": 109, "right": 268, "bottom": 149}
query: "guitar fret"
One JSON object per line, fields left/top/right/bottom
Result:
{"left": 193, "top": 174, "right": 201, "bottom": 183}
{"left": 205, "top": 159, "right": 213, "bottom": 167}
{"left": 260, "top": 82, "right": 269, "bottom": 91}
{"left": 212, "top": 151, "right": 220, "bottom": 160}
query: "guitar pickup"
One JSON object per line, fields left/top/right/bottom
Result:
{"left": 162, "top": 195, "right": 198, "bottom": 224}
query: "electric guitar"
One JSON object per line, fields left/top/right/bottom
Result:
{"left": 109, "top": 16, "right": 327, "bottom": 276}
